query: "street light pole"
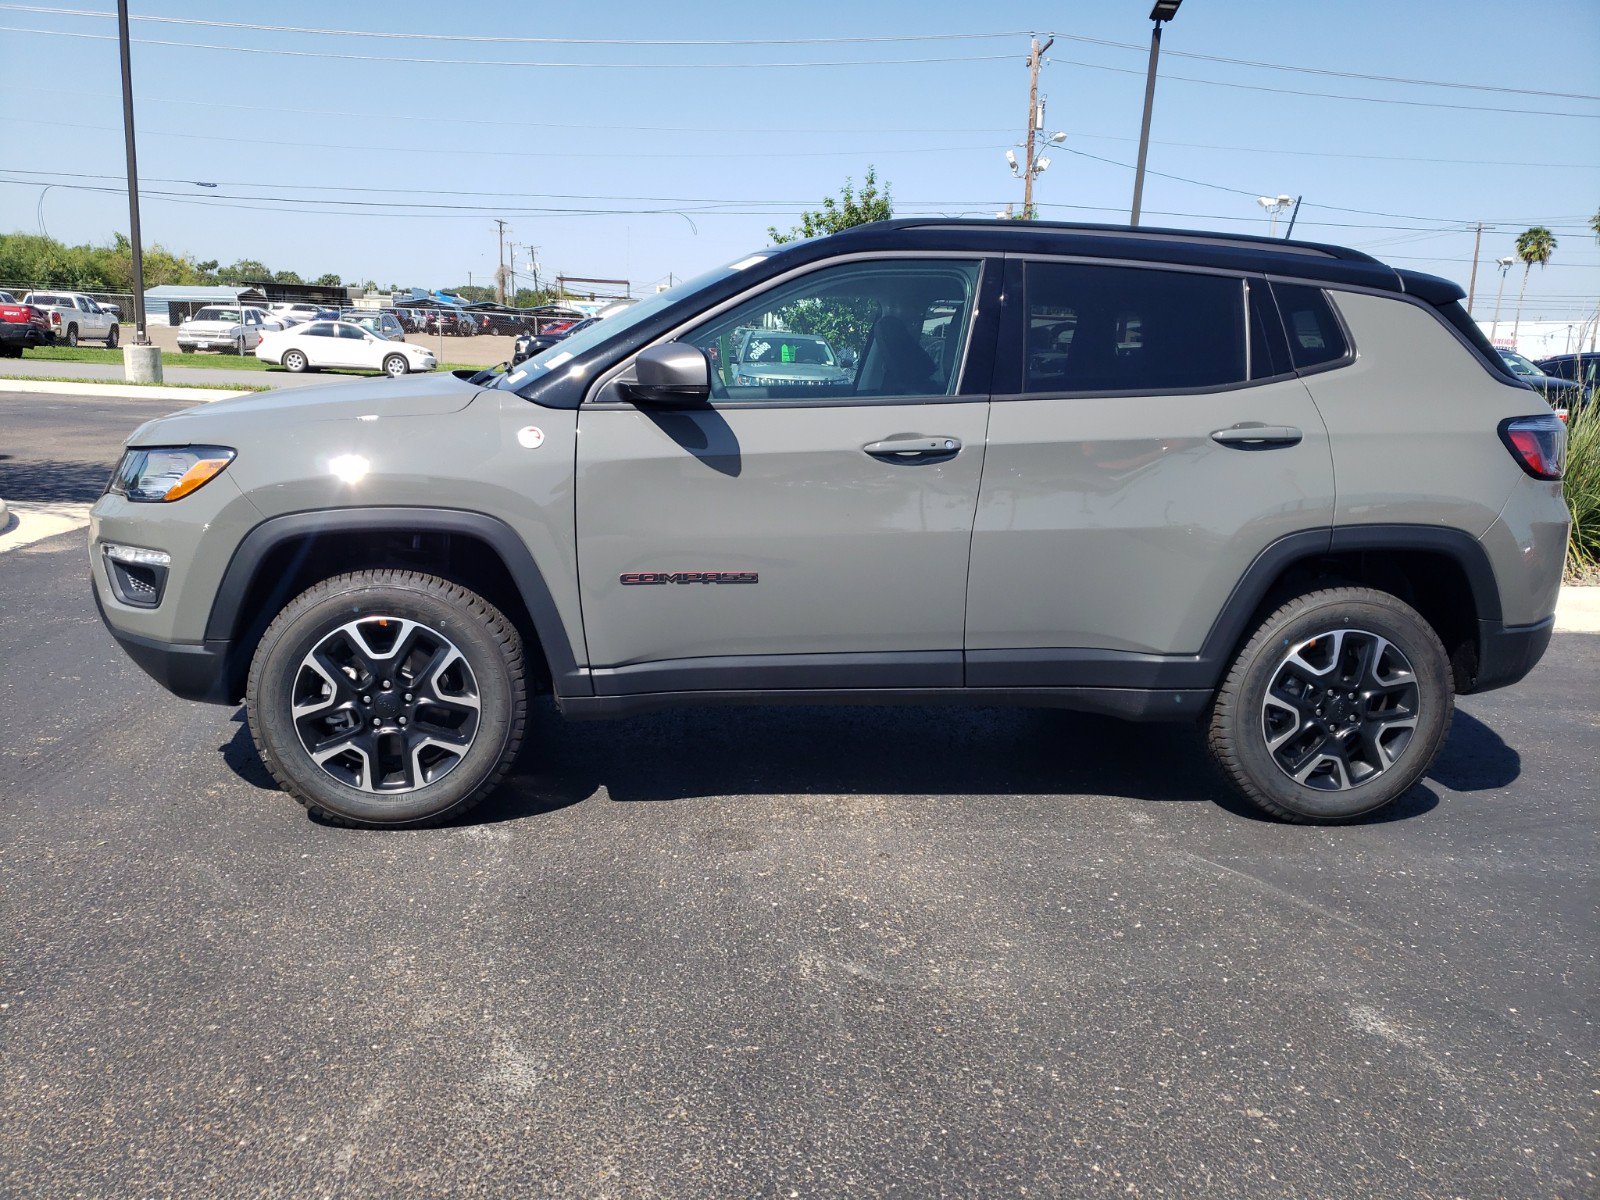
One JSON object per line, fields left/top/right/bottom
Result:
{"left": 116, "top": 0, "right": 149, "bottom": 347}
{"left": 1489, "top": 256, "right": 1515, "bottom": 344}
{"left": 1130, "top": 0, "right": 1182, "bottom": 227}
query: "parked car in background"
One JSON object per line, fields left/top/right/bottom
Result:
{"left": 255, "top": 319, "right": 436, "bottom": 376}
{"left": 20, "top": 290, "right": 119, "bottom": 347}
{"left": 469, "top": 307, "right": 536, "bottom": 336}
{"left": 510, "top": 316, "right": 599, "bottom": 365}
{"left": 343, "top": 310, "right": 407, "bottom": 341}
{"left": 176, "top": 306, "right": 270, "bottom": 355}
{"left": 728, "top": 328, "right": 853, "bottom": 389}
{"left": 1497, "top": 349, "right": 1581, "bottom": 412}
{"left": 0, "top": 295, "right": 51, "bottom": 356}
{"left": 1534, "top": 353, "right": 1597, "bottom": 404}
{"left": 269, "top": 303, "right": 337, "bottom": 327}
{"left": 423, "top": 308, "right": 477, "bottom": 337}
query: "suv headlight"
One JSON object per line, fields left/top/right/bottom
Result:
{"left": 109, "top": 446, "right": 236, "bottom": 503}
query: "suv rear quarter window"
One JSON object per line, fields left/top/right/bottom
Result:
{"left": 1022, "top": 262, "right": 1247, "bottom": 394}
{"left": 1270, "top": 283, "right": 1350, "bottom": 371}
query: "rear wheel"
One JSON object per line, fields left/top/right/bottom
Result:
{"left": 383, "top": 353, "right": 409, "bottom": 378}
{"left": 65, "top": 324, "right": 78, "bottom": 347}
{"left": 283, "top": 348, "right": 308, "bottom": 372}
{"left": 1207, "top": 587, "right": 1453, "bottom": 823}
{"left": 246, "top": 570, "right": 526, "bottom": 828}
{"left": 106, "top": 324, "right": 119, "bottom": 348}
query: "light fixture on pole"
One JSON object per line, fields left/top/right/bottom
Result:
{"left": 1256, "top": 194, "right": 1294, "bottom": 236}
{"left": 1130, "top": 0, "right": 1182, "bottom": 227}
{"left": 1489, "top": 255, "right": 1516, "bottom": 344}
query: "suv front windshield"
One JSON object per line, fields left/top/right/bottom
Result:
{"left": 496, "top": 260, "right": 750, "bottom": 390}
{"left": 192, "top": 308, "right": 241, "bottom": 323}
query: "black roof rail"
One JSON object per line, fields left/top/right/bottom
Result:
{"left": 852, "top": 217, "right": 1380, "bottom": 264}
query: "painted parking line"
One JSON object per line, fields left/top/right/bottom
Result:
{"left": 0, "top": 501, "right": 93, "bottom": 554}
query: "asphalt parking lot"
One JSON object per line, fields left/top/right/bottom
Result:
{"left": 2, "top": 390, "right": 1595, "bottom": 1197}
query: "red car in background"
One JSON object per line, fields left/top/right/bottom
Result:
{"left": 0, "top": 292, "right": 51, "bottom": 357}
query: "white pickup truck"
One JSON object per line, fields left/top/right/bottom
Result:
{"left": 20, "top": 290, "right": 120, "bottom": 347}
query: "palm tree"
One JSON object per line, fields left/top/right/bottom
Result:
{"left": 1591, "top": 206, "right": 1600, "bottom": 243}
{"left": 1511, "top": 226, "right": 1557, "bottom": 343}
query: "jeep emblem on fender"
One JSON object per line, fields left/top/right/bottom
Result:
{"left": 620, "top": 571, "right": 759, "bottom": 585}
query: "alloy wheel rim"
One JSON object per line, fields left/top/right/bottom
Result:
{"left": 386, "top": 357, "right": 405, "bottom": 377}
{"left": 292, "top": 616, "right": 481, "bottom": 794}
{"left": 1260, "top": 628, "right": 1420, "bottom": 792}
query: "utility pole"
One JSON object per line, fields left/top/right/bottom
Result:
{"left": 1131, "top": 1, "right": 1184, "bottom": 227}
{"left": 494, "top": 219, "right": 508, "bottom": 305}
{"left": 116, "top": 0, "right": 147, "bottom": 348}
{"left": 1466, "top": 222, "right": 1484, "bottom": 315}
{"left": 1022, "top": 36, "right": 1053, "bottom": 219}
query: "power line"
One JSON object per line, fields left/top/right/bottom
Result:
{"left": 0, "top": 25, "right": 1021, "bottom": 69}
{"left": 0, "top": 6, "right": 1034, "bottom": 46}
{"left": 1044, "top": 29, "right": 1600, "bottom": 102}
{"left": 11, "top": 6, "right": 1596, "bottom": 102}
{"left": 3, "top": 84, "right": 1596, "bottom": 170}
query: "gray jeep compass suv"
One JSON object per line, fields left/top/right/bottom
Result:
{"left": 90, "top": 220, "right": 1569, "bottom": 828}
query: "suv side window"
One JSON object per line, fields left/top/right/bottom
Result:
{"left": 678, "top": 258, "right": 982, "bottom": 402}
{"left": 1270, "top": 282, "right": 1350, "bottom": 370}
{"left": 1022, "top": 262, "right": 1247, "bottom": 394}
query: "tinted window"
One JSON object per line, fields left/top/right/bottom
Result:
{"left": 336, "top": 324, "right": 365, "bottom": 340}
{"left": 1271, "top": 283, "right": 1349, "bottom": 370}
{"left": 679, "top": 258, "right": 982, "bottom": 401}
{"left": 304, "top": 322, "right": 336, "bottom": 338}
{"left": 1023, "top": 263, "right": 1246, "bottom": 394}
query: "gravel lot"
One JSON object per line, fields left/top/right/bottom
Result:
{"left": 2, "top": 390, "right": 1595, "bottom": 1198}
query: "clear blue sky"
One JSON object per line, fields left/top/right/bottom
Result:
{"left": 2, "top": 0, "right": 1596, "bottom": 322}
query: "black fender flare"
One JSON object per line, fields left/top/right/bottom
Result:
{"left": 204, "top": 506, "right": 588, "bottom": 697}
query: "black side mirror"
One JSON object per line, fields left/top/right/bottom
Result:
{"left": 621, "top": 342, "right": 712, "bottom": 407}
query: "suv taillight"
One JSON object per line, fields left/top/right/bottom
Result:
{"left": 1499, "top": 413, "right": 1566, "bottom": 480}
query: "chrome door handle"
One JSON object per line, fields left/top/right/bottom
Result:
{"left": 863, "top": 435, "right": 962, "bottom": 459}
{"left": 1210, "top": 423, "right": 1303, "bottom": 448}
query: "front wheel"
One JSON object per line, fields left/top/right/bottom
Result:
{"left": 283, "top": 348, "right": 308, "bottom": 372}
{"left": 106, "top": 324, "right": 119, "bottom": 348}
{"left": 383, "top": 353, "right": 409, "bottom": 378}
{"left": 246, "top": 570, "right": 527, "bottom": 827}
{"left": 1206, "top": 587, "right": 1453, "bottom": 823}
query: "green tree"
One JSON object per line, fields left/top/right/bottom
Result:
{"left": 1511, "top": 226, "right": 1557, "bottom": 342}
{"left": 313, "top": 272, "right": 342, "bottom": 287}
{"left": 768, "top": 167, "right": 892, "bottom": 245}
{"left": 272, "top": 269, "right": 304, "bottom": 285}
{"left": 222, "top": 259, "right": 270, "bottom": 282}
{"left": 1590, "top": 206, "right": 1599, "bottom": 243}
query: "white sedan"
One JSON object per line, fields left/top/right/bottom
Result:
{"left": 255, "top": 320, "right": 437, "bottom": 377}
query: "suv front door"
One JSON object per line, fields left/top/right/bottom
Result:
{"left": 575, "top": 255, "right": 998, "bottom": 695}
{"left": 964, "top": 258, "right": 1337, "bottom": 686}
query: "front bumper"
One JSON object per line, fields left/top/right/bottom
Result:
{"left": 93, "top": 588, "right": 236, "bottom": 704}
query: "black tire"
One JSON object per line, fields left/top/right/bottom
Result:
{"left": 382, "top": 353, "right": 409, "bottom": 378}
{"left": 283, "top": 348, "right": 308, "bottom": 373}
{"left": 106, "top": 324, "right": 119, "bottom": 348}
{"left": 246, "top": 570, "right": 526, "bottom": 828}
{"left": 1206, "top": 587, "right": 1453, "bottom": 823}
{"left": 0, "top": 344, "right": 20, "bottom": 358}
{"left": 65, "top": 324, "right": 79, "bottom": 347}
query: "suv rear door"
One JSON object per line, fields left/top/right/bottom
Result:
{"left": 964, "top": 257, "right": 1336, "bottom": 684}
{"left": 575, "top": 254, "right": 999, "bottom": 694}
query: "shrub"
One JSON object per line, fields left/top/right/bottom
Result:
{"left": 1565, "top": 399, "right": 1600, "bottom": 577}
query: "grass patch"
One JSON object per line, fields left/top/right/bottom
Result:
{"left": 16, "top": 345, "right": 479, "bottom": 374}
{"left": 4, "top": 374, "right": 272, "bottom": 392}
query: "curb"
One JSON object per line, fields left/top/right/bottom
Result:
{"left": 0, "top": 378, "right": 251, "bottom": 403}
{"left": 1555, "top": 584, "right": 1600, "bottom": 633}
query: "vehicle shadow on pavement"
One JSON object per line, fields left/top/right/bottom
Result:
{"left": 1428, "top": 708, "right": 1521, "bottom": 792}
{"left": 465, "top": 701, "right": 1452, "bottom": 826}
{"left": 218, "top": 702, "right": 1522, "bottom": 828}
{"left": 0, "top": 456, "right": 113, "bottom": 503}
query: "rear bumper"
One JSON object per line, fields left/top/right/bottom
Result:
{"left": 1466, "top": 614, "right": 1555, "bottom": 694}
{"left": 0, "top": 323, "right": 48, "bottom": 346}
